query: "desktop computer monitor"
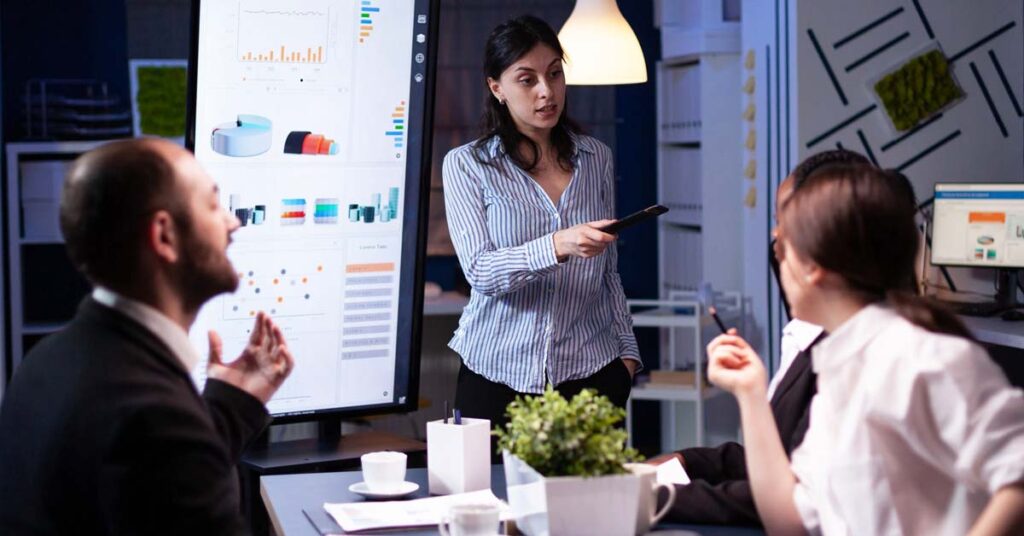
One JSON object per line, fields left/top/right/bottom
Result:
{"left": 185, "top": 0, "right": 439, "bottom": 423}
{"left": 931, "top": 182, "right": 1024, "bottom": 312}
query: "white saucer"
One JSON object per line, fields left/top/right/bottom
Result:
{"left": 348, "top": 480, "right": 419, "bottom": 499}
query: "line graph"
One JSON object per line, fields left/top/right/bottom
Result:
{"left": 237, "top": 1, "right": 330, "bottom": 64}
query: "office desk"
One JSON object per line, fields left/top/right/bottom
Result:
{"left": 960, "top": 315, "right": 1024, "bottom": 387}
{"left": 261, "top": 466, "right": 764, "bottom": 536}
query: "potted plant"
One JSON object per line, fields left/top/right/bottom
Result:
{"left": 497, "top": 388, "right": 673, "bottom": 536}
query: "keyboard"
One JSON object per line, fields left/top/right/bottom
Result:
{"left": 940, "top": 300, "right": 1004, "bottom": 317}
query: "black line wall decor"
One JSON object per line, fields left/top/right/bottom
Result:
{"left": 910, "top": 0, "right": 935, "bottom": 40}
{"left": 970, "top": 61, "right": 1009, "bottom": 138}
{"left": 988, "top": 50, "right": 1023, "bottom": 117}
{"left": 897, "top": 130, "right": 962, "bottom": 171}
{"left": 834, "top": 7, "right": 905, "bottom": 49}
{"left": 880, "top": 113, "right": 944, "bottom": 152}
{"left": 805, "top": 104, "right": 877, "bottom": 148}
{"left": 807, "top": 28, "right": 848, "bottom": 105}
{"left": 844, "top": 31, "right": 910, "bottom": 72}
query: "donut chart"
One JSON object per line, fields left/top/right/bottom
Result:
{"left": 211, "top": 114, "right": 273, "bottom": 157}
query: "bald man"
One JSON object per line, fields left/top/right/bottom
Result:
{"left": 0, "top": 139, "right": 294, "bottom": 535}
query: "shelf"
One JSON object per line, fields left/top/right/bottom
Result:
{"left": 20, "top": 237, "right": 64, "bottom": 245}
{"left": 631, "top": 383, "right": 726, "bottom": 402}
{"left": 22, "top": 322, "right": 68, "bottom": 335}
{"left": 422, "top": 291, "right": 468, "bottom": 317}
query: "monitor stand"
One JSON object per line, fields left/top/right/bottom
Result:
{"left": 239, "top": 417, "right": 426, "bottom": 533}
{"left": 946, "top": 269, "right": 1023, "bottom": 318}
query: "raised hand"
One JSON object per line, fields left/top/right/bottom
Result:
{"left": 553, "top": 220, "right": 616, "bottom": 260}
{"left": 706, "top": 328, "right": 767, "bottom": 400}
{"left": 206, "top": 311, "right": 294, "bottom": 404}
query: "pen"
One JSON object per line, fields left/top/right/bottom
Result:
{"left": 454, "top": 408, "right": 462, "bottom": 425}
{"left": 444, "top": 400, "right": 449, "bottom": 424}
{"left": 708, "top": 306, "right": 728, "bottom": 334}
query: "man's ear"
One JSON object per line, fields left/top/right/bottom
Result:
{"left": 148, "top": 210, "right": 180, "bottom": 264}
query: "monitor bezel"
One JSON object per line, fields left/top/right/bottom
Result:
{"left": 929, "top": 181, "right": 1024, "bottom": 270}
{"left": 184, "top": 0, "right": 439, "bottom": 423}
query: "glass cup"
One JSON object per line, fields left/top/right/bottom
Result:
{"left": 438, "top": 503, "right": 500, "bottom": 536}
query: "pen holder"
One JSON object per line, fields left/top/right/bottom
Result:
{"left": 427, "top": 417, "right": 491, "bottom": 495}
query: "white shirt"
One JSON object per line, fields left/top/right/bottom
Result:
{"left": 767, "top": 319, "right": 824, "bottom": 399}
{"left": 92, "top": 287, "right": 200, "bottom": 373}
{"left": 790, "top": 304, "right": 1024, "bottom": 535}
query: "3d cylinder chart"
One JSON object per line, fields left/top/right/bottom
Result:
{"left": 284, "top": 130, "right": 339, "bottom": 155}
{"left": 210, "top": 114, "right": 273, "bottom": 157}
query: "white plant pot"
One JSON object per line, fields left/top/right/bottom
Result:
{"left": 503, "top": 451, "right": 646, "bottom": 536}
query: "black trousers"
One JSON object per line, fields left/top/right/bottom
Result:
{"left": 454, "top": 358, "right": 632, "bottom": 450}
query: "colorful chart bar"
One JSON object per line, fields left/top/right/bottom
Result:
{"left": 241, "top": 46, "right": 324, "bottom": 64}
{"left": 359, "top": 1, "right": 378, "bottom": 43}
{"left": 386, "top": 101, "right": 406, "bottom": 150}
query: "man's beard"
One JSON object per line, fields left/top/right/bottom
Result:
{"left": 176, "top": 229, "right": 239, "bottom": 311}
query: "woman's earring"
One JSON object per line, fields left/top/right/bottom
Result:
{"left": 496, "top": 96, "right": 505, "bottom": 105}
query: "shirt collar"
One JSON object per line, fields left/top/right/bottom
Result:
{"left": 91, "top": 287, "right": 200, "bottom": 372}
{"left": 782, "top": 319, "right": 825, "bottom": 352}
{"left": 484, "top": 131, "right": 595, "bottom": 160}
{"left": 810, "top": 303, "right": 896, "bottom": 374}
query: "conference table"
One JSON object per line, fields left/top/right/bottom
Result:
{"left": 260, "top": 466, "right": 765, "bottom": 535}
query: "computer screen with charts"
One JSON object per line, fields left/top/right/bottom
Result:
{"left": 186, "top": 0, "right": 438, "bottom": 421}
{"left": 931, "top": 182, "right": 1024, "bottom": 269}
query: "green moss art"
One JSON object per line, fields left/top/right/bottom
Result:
{"left": 137, "top": 66, "right": 187, "bottom": 137}
{"left": 873, "top": 49, "right": 963, "bottom": 131}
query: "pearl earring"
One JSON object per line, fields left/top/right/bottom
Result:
{"left": 496, "top": 96, "right": 505, "bottom": 105}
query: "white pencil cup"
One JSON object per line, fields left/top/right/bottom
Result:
{"left": 427, "top": 417, "right": 491, "bottom": 495}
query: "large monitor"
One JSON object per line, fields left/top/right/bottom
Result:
{"left": 931, "top": 183, "right": 1024, "bottom": 269}
{"left": 931, "top": 182, "right": 1024, "bottom": 314}
{"left": 185, "top": 0, "right": 438, "bottom": 422}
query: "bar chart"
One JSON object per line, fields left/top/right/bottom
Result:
{"left": 386, "top": 101, "right": 406, "bottom": 152}
{"left": 237, "top": 0, "right": 330, "bottom": 64}
{"left": 358, "top": 1, "right": 380, "bottom": 44}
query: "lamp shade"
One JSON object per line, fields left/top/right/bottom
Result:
{"left": 558, "top": 0, "right": 647, "bottom": 85}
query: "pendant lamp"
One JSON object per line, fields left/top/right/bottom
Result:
{"left": 558, "top": 0, "right": 648, "bottom": 85}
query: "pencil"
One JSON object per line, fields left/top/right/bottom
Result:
{"left": 708, "top": 306, "right": 728, "bottom": 334}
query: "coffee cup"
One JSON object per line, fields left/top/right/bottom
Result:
{"left": 438, "top": 503, "right": 500, "bottom": 536}
{"left": 626, "top": 463, "right": 676, "bottom": 534}
{"left": 360, "top": 451, "right": 407, "bottom": 493}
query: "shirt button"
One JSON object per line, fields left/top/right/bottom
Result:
{"left": 547, "top": 286, "right": 554, "bottom": 293}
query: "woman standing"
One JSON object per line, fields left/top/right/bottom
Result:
{"left": 442, "top": 15, "right": 640, "bottom": 428}
{"left": 707, "top": 163, "right": 1024, "bottom": 534}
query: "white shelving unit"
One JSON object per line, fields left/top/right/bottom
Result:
{"left": 656, "top": 53, "right": 743, "bottom": 295}
{"left": 5, "top": 141, "right": 113, "bottom": 372}
{"left": 645, "top": 0, "right": 745, "bottom": 451}
{"left": 625, "top": 290, "right": 741, "bottom": 450}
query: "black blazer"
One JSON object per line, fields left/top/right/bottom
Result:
{"left": 661, "top": 335, "right": 823, "bottom": 526}
{"left": 0, "top": 298, "right": 271, "bottom": 535}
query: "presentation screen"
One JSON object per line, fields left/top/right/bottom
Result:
{"left": 931, "top": 183, "right": 1024, "bottom": 269}
{"left": 186, "top": 0, "right": 437, "bottom": 421}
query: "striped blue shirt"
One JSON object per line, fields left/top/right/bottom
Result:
{"left": 442, "top": 133, "right": 640, "bottom": 393}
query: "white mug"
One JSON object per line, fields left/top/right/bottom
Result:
{"left": 360, "top": 451, "right": 407, "bottom": 493}
{"left": 626, "top": 463, "right": 676, "bottom": 534}
{"left": 437, "top": 503, "right": 500, "bottom": 536}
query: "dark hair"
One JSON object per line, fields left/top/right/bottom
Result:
{"left": 473, "top": 15, "right": 580, "bottom": 172}
{"left": 773, "top": 149, "right": 873, "bottom": 319}
{"left": 791, "top": 148, "right": 870, "bottom": 187}
{"left": 780, "top": 163, "right": 970, "bottom": 338}
{"left": 60, "top": 139, "right": 188, "bottom": 288}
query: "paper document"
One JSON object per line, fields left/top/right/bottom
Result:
{"left": 324, "top": 489, "right": 511, "bottom": 533}
{"left": 657, "top": 457, "right": 691, "bottom": 485}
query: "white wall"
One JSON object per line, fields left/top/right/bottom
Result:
{"left": 743, "top": 0, "right": 1023, "bottom": 368}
